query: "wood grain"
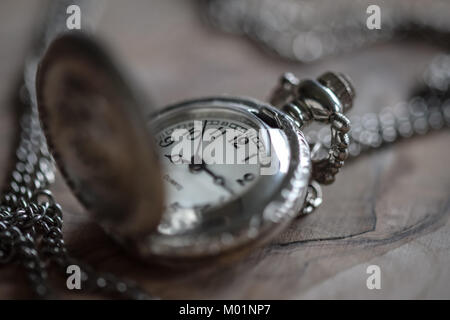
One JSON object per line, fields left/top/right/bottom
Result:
{"left": 0, "top": 0, "right": 449, "bottom": 299}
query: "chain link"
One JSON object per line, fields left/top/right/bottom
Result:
{"left": 310, "top": 112, "right": 351, "bottom": 185}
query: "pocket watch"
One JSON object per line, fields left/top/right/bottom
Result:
{"left": 35, "top": 32, "right": 354, "bottom": 263}
{"left": 3, "top": 0, "right": 448, "bottom": 300}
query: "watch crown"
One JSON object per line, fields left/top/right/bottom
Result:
{"left": 317, "top": 72, "right": 355, "bottom": 113}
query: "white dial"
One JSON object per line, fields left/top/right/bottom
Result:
{"left": 154, "top": 116, "right": 265, "bottom": 235}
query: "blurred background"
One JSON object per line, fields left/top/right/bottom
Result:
{"left": 0, "top": 0, "right": 449, "bottom": 299}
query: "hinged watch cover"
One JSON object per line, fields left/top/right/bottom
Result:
{"left": 36, "top": 32, "right": 164, "bottom": 238}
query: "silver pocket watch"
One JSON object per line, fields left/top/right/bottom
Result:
{"left": 36, "top": 33, "right": 354, "bottom": 264}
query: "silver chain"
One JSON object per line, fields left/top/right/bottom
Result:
{"left": 303, "top": 58, "right": 450, "bottom": 213}
{"left": 268, "top": 56, "right": 450, "bottom": 215}
{"left": 205, "top": 0, "right": 450, "bottom": 62}
{"left": 0, "top": 0, "right": 154, "bottom": 299}
{"left": 0, "top": 83, "right": 154, "bottom": 300}
{"left": 306, "top": 55, "right": 450, "bottom": 161}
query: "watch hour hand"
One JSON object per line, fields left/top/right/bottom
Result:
{"left": 188, "top": 157, "right": 235, "bottom": 195}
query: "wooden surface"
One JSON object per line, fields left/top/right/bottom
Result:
{"left": 0, "top": 0, "right": 449, "bottom": 299}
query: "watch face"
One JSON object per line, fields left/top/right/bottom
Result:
{"left": 154, "top": 110, "right": 265, "bottom": 235}
{"left": 140, "top": 97, "right": 311, "bottom": 260}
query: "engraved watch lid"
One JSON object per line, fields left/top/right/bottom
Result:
{"left": 36, "top": 32, "right": 164, "bottom": 238}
